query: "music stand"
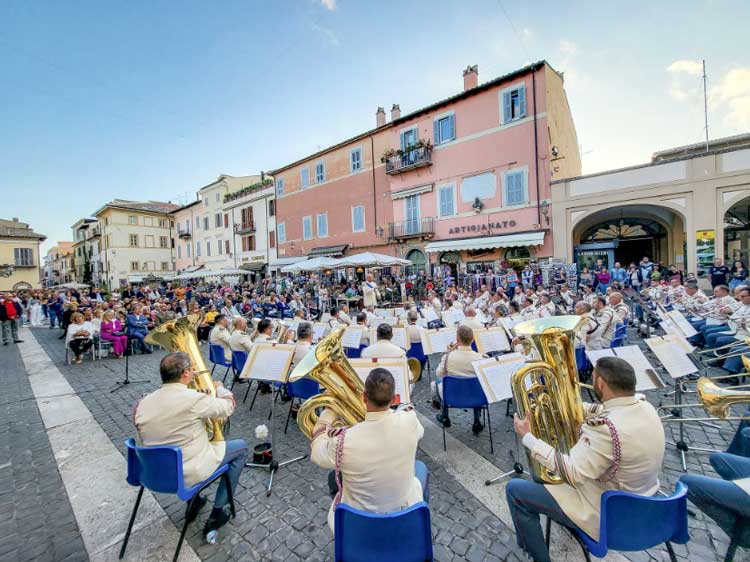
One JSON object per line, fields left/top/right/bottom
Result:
{"left": 111, "top": 338, "right": 150, "bottom": 393}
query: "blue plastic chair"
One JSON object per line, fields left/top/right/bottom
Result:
{"left": 615, "top": 323, "right": 628, "bottom": 339}
{"left": 209, "top": 344, "right": 232, "bottom": 384}
{"left": 441, "top": 375, "right": 493, "bottom": 453}
{"left": 120, "top": 438, "right": 236, "bottom": 562}
{"left": 284, "top": 378, "right": 320, "bottom": 433}
{"left": 407, "top": 341, "right": 429, "bottom": 378}
{"left": 546, "top": 482, "right": 689, "bottom": 562}
{"left": 610, "top": 336, "right": 625, "bottom": 349}
{"left": 334, "top": 501, "right": 433, "bottom": 562}
{"left": 345, "top": 344, "right": 366, "bottom": 359}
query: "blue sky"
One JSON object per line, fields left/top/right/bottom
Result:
{"left": 2, "top": 0, "right": 749, "bottom": 252}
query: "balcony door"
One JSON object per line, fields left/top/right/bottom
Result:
{"left": 401, "top": 128, "right": 418, "bottom": 165}
{"left": 405, "top": 195, "right": 420, "bottom": 235}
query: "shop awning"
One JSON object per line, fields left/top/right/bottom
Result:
{"left": 424, "top": 231, "right": 545, "bottom": 253}
{"left": 240, "top": 262, "right": 266, "bottom": 271}
{"left": 308, "top": 244, "right": 348, "bottom": 258}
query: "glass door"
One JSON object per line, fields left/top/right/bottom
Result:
{"left": 405, "top": 195, "right": 420, "bottom": 235}
{"left": 401, "top": 128, "right": 418, "bottom": 165}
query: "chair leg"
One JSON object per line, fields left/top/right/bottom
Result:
{"left": 222, "top": 365, "right": 231, "bottom": 384}
{"left": 486, "top": 407, "right": 494, "bottom": 454}
{"left": 442, "top": 424, "right": 447, "bottom": 451}
{"left": 725, "top": 536, "right": 739, "bottom": 562}
{"left": 223, "top": 472, "right": 236, "bottom": 518}
{"left": 173, "top": 495, "right": 195, "bottom": 562}
{"left": 210, "top": 363, "right": 217, "bottom": 376}
{"left": 249, "top": 384, "right": 261, "bottom": 410}
{"left": 545, "top": 516, "right": 551, "bottom": 548}
{"left": 243, "top": 381, "right": 253, "bottom": 404}
{"left": 664, "top": 541, "right": 678, "bottom": 562}
{"left": 506, "top": 398, "right": 512, "bottom": 418}
{"left": 119, "top": 486, "right": 144, "bottom": 559}
{"left": 284, "top": 400, "right": 294, "bottom": 434}
{"left": 567, "top": 527, "right": 592, "bottom": 562}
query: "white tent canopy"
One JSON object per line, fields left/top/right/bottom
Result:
{"left": 56, "top": 282, "right": 90, "bottom": 289}
{"left": 333, "top": 252, "right": 410, "bottom": 268}
{"left": 280, "top": 257, "right": 340, "bottom": 273}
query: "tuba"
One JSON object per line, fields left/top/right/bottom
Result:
{"left": 511, "top": 316, "right": 586, "bottom": 485}
{"left": 287, "top": 327, "right": 366, "bottom": 439}
{"left": 145, "top": 314, "right": 226, "bottom": 442}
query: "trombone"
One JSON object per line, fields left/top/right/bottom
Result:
{"left": 659, "top": 377, "right": 750, "bottom": 423}
{"left": 694, "top": 336, "right": 750, "bottom": 360}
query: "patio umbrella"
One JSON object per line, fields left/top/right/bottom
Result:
{"left": 281, "top": 257, "right": 340, "bottom": 273}
{"left": 334, "top": 252, "right": 411, "bottom": 268}
{"left": 57, "top": 282, "right": 90, "bottom": 289}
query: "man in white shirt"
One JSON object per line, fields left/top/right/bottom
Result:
{"left": 362, "top": 273, "right": 380, "bottom": 308}
{"left": 609, "top": 292, "right": 629, "bottom": 324}
{"left": 537, "top": 294, "right": 556, "bottom": 318}
{"left": 361, "top": 324, "right": 406, "bottom": 358}
{"left": 592, "top": 296, "right": 616, "bottom": 347}
{"left": 574, "top": 301, "right": 603, "bottom": 350}
{"left": 696, "top": 285, "right": 740, "bottom": 345}
{"left": 291, "top": 322, "right": 314, "bottom": 366}
{"left": 460, "top": 306, "right": 484, "bottom": 330}
{"left": 310, "top": 368, "right": 428, "bottom": 532}
{"left": 405, "top": 311, "right": 422, "bottom": 344}
{"left": 209, "top": 314, "right": 232, "bottom": 361}
{"left": 337, "top": 304, "right": 352, "bottom": 326}
{"left": 134, "top": 352, "right": 246, "bottom": 536}
{"left": 229, "top": 317, "right": 253, "bottom": 353}
{"left": 355, "top": 312, "right": 370, "bottom": 347}
{"left": 253, "top": 318, "right": 274, "bottom": 342}
{"left": 506, "top": 356, "right": 664, "bottom": 562}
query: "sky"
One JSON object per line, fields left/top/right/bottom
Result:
{"left": 1, "top": 0, "right": 749, "bottom": 253}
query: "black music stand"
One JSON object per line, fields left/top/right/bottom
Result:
{"left": 111, "top": 338, "right": 150, "bottom": 393}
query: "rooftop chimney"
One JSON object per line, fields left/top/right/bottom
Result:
{"left": 376, "top": 106, "right": 386, "bottom": 127}
{"left": 391, "top": 104, "right": 401, "bottom": 121}
{"left": 463, "top": 64, "right": 479, "bottom": 91}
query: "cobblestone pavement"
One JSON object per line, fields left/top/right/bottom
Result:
{"left": 19, "top": 325, "right": 750, "bottom": 562}
{"left": 0, "top": 338, "right": 89, "bottom": 562}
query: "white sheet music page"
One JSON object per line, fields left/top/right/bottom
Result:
{"left": 240, "top": 343, "right": 295, "bottom": 382}
{"left": 390, "top": 327, "right": 409, "bottom": 350}
{"left": 349, "top": 358, "right": 411, "bottom": 404}
{"left": 500, "top": 317, "right": 522, "bottom": 332}
{"left": 474, "top": 328, "right": 510, "bottom": 354}
{"left": 585, "top": 348, "right": 615, "bottom": 365}
{"left": 312, "top": 323, "right": 327, "bottom": 343}
{"left": 612, "top": 345, "right": 665, "bottom": 391}
{"left": 667, "top": 310, "right": 698, "bottom": 337}
{"left": 645, "top": 336, "right": 698, "bottom": 379}
{"left": 421, "top": 307, "right": 438, "bottom": 322}
{"left": 420, "top": 328, "right": 457, "bottom": 354}
{"left": 471, "top": 353, "right": 525, "bottom": 403}
{"left": 341, "top": 326, "right": 364, "bottom": 348}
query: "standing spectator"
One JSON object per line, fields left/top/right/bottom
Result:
{"left": 48, "top": 292, "right": 63, "bottom": 329}
{"left": 579, "top": 266, "right": 594, "bottom": 288}
{"left": 627, "top": 263, "right": 642, "bottom": 290}
{"left": 610, "top": 262, "right": 627, "bottom": 287}
{"left": 595, "top": 267, "right": 611, "bottom": 294}
{"left": 667, "top": 264, "right": 684, "bottom": 284}
{"left": 521, "top": 266, "right": 533, "bottom": 290}
{"left": 0, "top": 293, "right": 22, "bottom": 345}
{"left": 639, "top": 256, "right": 654, "bottom": 281}
{"left": 729, "top": 260, "right": 748, "bottom": 290}
{"left": 708, "top": 258, "right": 731, "bottom": 288}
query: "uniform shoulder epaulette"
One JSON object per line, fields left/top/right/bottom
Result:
{"left": 585, "top": 414, "right": 610, "bottom": 427}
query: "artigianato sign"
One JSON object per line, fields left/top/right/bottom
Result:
{"left": 447, "top": 220, "right": 517, "bottom": 235}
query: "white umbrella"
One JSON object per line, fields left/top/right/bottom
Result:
{"left": 57, "top": 282, "right": 90, "bottom": 289}
{"left": 281, "top": 257, "right": 340, "bottom": 273}
{"left": 334, "top": 252, "right": 411, "bottom": 268}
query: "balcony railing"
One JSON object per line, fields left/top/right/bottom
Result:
{"left": 178, "top": 229, "right": 192, "bottom": 239}
{"left": 234, "top": 222, "right": 256, "bottom": 235}
{"left": 385, "top": 146, "right": 433, "bottom": 175}
{"left": 388, "top": 217, "right": 435, "bottom": 240}
{"left": 90, "top": 227, "right": 101, "bottom": 238}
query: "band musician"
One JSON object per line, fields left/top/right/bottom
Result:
{"left": 134, "top": 352, "right": 248, "bottom": 536}
{"left": 505, "top": 357, "right": 664, "bottom": 562}
{"left": 310, "top": 368, "right": 429, "bottom": 532}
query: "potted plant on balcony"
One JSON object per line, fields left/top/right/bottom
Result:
{"left": 381, "top": 148, "right": 398, "bottom": 163}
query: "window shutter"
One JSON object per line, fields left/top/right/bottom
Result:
{"left": 400, "top": 132, "right": 407, "bottom": 151}
{"left": 519, "top": 85, "right": 527, "bottom": 117}
{"left": 434, "top": 119, "right": 440, "bottom": 144}
{"left": 448, "top": 114, "right": 456, "bottom": 141}
{"left": 224, "top": 214, "right": 228, "bottom": 228}
{"left": 269, "top": 231, "right": 275, "bottom": 248}
{"left": 503, "top": 91, "right": 512, "bottom": 123}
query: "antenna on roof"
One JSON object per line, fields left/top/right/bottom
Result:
{"left": 702, "top": 59, "right": 709, "bottom": 153}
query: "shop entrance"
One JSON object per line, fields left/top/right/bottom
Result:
{"left": 724, "top": 195, "right": 750, "bottom": 265}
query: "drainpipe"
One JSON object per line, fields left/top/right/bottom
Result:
{"left": 532, "top": 69, "right": 541, "bottom": 228}
{"left": 370, "top": 136, "right": 378, "bottom": 242}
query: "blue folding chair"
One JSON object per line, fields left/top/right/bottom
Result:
{"left": 610, "top": 336, "right": 625, "bottom": 349}
{"left": 284, "top": 378, "right": 320, "bottom": 433}
{"left": 230, "top": 350, "right": 254, "bottom": 401}
{"left": 120, "top": 438, "right": 236, "bottom": 562}
{"left": 407, "top": 341, "right": 429, "bottom": 381}
{"left": 334, "top": 502, "right": 433, "bottom": 562}
{"left": 546, "top": 482, "right": 689, "bottom": 562}
{"left": 615, "top": 323, "right": 628, "bottom": 340}
{"left": 441, "top": 375, "right": 493, "bottom": 453}
{"left": 345, "top": 344, "right": 366, "bottom": 359}
{"left": 209, "top": 344, "right": 232, "bottom": 384}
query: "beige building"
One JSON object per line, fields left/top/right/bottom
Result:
{"left": 551, "top": 134, "right": 750, "bottom": 274}
{"left": 94, "top": 200, "right": 179, "bottom": 288}
{"left": 0, "top": 218, "right": 46, "bottom": 291}
{"left": 71, "top": 218, "right": 103, "bottom": 286}
{"left": 43, "top": 242, "right": 74, "bottom": 288}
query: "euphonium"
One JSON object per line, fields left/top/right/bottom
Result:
{"left": 144, "top": 314, "right": 226, "bottom": 442}
{"left": 511, "top": 316, "right": 586, "bottom": 485}
{"left": 287, "top": 327, "right": 366, "bottom": 439}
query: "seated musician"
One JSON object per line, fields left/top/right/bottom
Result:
{"left": 608, "top": 292, "right": 629, "bottom": 324}
{"left": 253, "top": 318, "right": 274, "bottom": 342}
{"left": 506, "top": 357, "right": 664, "bottom": 562}
{"left": 310, "top": 368, "right": 428, "bottom": 532}
{"left": 229, "top": 317, "right": 253, "bottom": 354}
{"left": 574, "top": 302, "right": 602, "bottom": 350}
{"left": 337, "top": 304, "right": 352, "bottom": 326}
{"left": 592, "top": 296, "right": 616, "bottom": 347}
{"left": 460, "top": 306, "right": 484, "bottom": 330}
{"left": 209, "top": 314, "right": 232, "bottom": 361}
{"left": 355, "top": 312, "right": 370, "bottom": 346}
{"left": 706, "top": 288, "right": 750, "bottom": 373}
{"left": 680, "top": 281, "right": 710, "bottom": 317}
{"left": 361, "top": 323, "right": 405, "bottom": 358}
{"left": 291, "top": 322, "right": 313, "bottom": 365}
{"left": 520, "top": 297, "right": 539, "bottom": 320}
{"left": 537, "top": 294, "right": 556, "bottom": 318}
{"left": 433, "top": 325, "right": 486, "bottom": 434}
{"left": 693, "top": 285, "right": 740, "bottom": 345}
{"left": 134, "top": 352, "right": 248, "bottom": 536}
{"left": 405, "top": 310, "right": 423, "bottom": 344}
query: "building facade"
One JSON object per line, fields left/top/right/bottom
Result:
{"left": 94, "top": 200, "right": 179, "bottom": 288}
{"left": 173, "top": 200, "right": 201, "bottom": 273}
{"left": 0, "top": 218, "right": 47, "bottom": 291}
{"left": 71, "top": 218, "right": 103, "bottom": 286}
{"left": 271, "top": 61, "right": 580, "bottom": 276}
{"left": 551, "top": 134, "right": 750, "bottom": 274}
{"left": 42, "top": 242, "right": 74, "bottom": 288}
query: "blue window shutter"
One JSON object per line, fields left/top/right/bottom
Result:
{"left": 503, "top": 91, "right": 512, "bottom": 123}
{"left": 400, "top": 132, "right": 406, "bottom": 151}
{"left": 519, "top": 85, "right": 527, "bottom": 118}
{"left": 434, "top": 119, "right": 440, "bottom": 144}
{"left": 448, "top": 114, "right": 456, "bottom": 140}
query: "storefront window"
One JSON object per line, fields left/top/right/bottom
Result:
{"left": 504, "top": 247, "right": 532, "bottom": 270}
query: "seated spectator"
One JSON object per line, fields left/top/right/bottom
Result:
{"left": 66, "top": 312, "right": 94, "bottom": 364}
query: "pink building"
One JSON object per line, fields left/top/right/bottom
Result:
{"left": 172, "top": 200, "right": 202, "bottom": 273}
{"left": 272, "top": 61, "right": 581, "bottom": 276}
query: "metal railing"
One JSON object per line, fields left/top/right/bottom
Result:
{"left": 234, "top": 222, "right": 256, "bottom": 235}
{"left": 388, "top": 217, "right": 435, "bottom": 239}
{"left": 385, "top": 146, "right": 433, "bottom": 174}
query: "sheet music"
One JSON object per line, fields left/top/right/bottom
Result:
{"left": 612, "top": 345, "right": 665, "bottom": 391}
{"left": 372, "top": 316, "right": 398, "bottom": 327}
{"left": 471, "top": 353, "right": 525, "bottom": 403}
{"left": 341, "top": 326, "right": 364, "bottom": 348}
{"left": 385, "top": 326, "right": 409, "bottom": 350}
{"left": 473, "top": 327, "right": 510, "bottom": 354}
{"left": 349, "top": 358, "right": 411, "bottom": 404}
{"left": 500, "top": 317, "right": 522, "bottom": 332}
{"left": 312, "top": 322, "right": 328, "bottom": 343}
{"left": 375, "top": 308, "right": 395, "bottom": 317}
{"left": 667, "top": 310, "right": 698, "bottom": 337}
{"left": 320, "top": 313, "right": 332, "bottom": 323}
{"left": 476, "top": 311, "right": 490, "bottom": 325}
{"left": 420, "top": 328, "right": 457, "bottom": 354}
{"left": 442, "top": 309, "right": 465, "bottom": 325}
{"left": 240, "top": 343, "right": 296, "bottom": 382}
{"left": 659, "top": 317, "right": 679, "bottom": 336}
{"left": 586, "top": 348, "right": 615, "bottom": 365}
{"left": 645, "top": 335, "right": 698, "bottom": 379}
{"left": 663, "top": 332, "right": 695, "bottom": 353}
{"left": 421, "top": 307, "right": 438, "bottom": 322}
{"left": 416, "top": 318, "right": 429, "bottom": 329}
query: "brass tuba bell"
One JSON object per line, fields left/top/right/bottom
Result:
{"left": 287, "top": 327, "right": 367, "bottom": 439}
{"left": 145, "top": 314, "right": 226, "bottom": 442}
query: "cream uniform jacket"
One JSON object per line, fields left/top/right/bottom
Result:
{"left": 361, "top": 340, "right": 406, "bottom": 358}
{"left": 406, "top": 323, "right": 422, "bottom": 344}
{"left": 311, "top": 407, "right": 425, "bottom": 532}
{"left": 436, "top": 345, "right": 483, "bottom": 378}
{"left": 460, "top": 316, "right": 485, "bottom": 330}
{"left": 291, "top": 341, "right": 312, "bottom": 366}
{"left": 134, "top": 383, "right": 235, "bottom": 487}
{"left": 209, "top": 325, "right": 232, "bottom": 361}
{"left": 523, "top": 396, "right": 665, "bottom": 539}
{"left": 362, "top": 281, "right": 379, "bottom": 308}
{"left": 229, "top": 330, "right": 254, "bottom": 353}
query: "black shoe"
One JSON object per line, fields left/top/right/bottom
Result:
{"left": 472, "top": 420, "right": 485, "bottom": 434}
{"left": 259, "top": 382, "right": 272, "bottom": 394}
{"left": 2, "top": 342, "right": 7, "bottom": 346}
{"left": 436, "top": 413, "right": 451, "bottom": 428}
{"left": 203, "top": 506, "right": 231, "bottom": 536}
{"left": 58, "top": 334, "right": 65, "bottom": 340}
{"left": 186, "top": 495, "right": 207, "bottom": 524}
{"left": 431, "top": 398, "right": 442, "bottom": 410}
{"left": 144, "top": 348, "right": 152, "bottom": 354}
{"left": 13, "top": 340, "right": 23, "bottom": 343}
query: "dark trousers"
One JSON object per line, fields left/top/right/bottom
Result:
{"left": 70, "top": 338, "right": 93, "bottom": 358}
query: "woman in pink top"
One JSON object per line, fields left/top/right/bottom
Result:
{"left": 100, "top": 310, "right": 128, "bottom": 357}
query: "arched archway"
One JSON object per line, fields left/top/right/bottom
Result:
{"left": 572, "top": 205, "right": 686, "bottom": 270}
{"left": 404, "top": 249, "right": 426, "bottom": 276}
{"left": 724, "top": 195, "right": 750, "bottom": 265}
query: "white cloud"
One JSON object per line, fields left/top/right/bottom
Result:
{"left": 711, "top": 67, "right": 750, "bottom": 128}
{"left": 559, "top": 39, "right": 577, "bottom": 57}
{"left": 309, "top": 21, "right": 339, "bottom": 46}
{"left": 320, "top": 0, "right": 336, "bottom": 10}
{"left": 667, "top": 59, "right": 703, "bottom": 76}
{"left": 521, "top": 27, "right": 534, "bottom": 42}
{"left": 669, "top": 86, "right": 688, "bottom": 101}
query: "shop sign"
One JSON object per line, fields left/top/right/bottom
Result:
{"left": 448, "top": 220, "right": 517, "bottom": 235}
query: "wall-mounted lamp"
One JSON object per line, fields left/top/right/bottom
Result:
{"left": 375, "top": 226, "right": 385, "bottom": 238}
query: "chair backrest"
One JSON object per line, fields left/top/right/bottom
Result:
{"left": 610, "top": 337, "right": 625, "bottom": 349}
{"left": 287, "top": 378, "right": 320, "bottom": 400}
{"left": 124, "top": 438, "right": 183, "bottom": 495}
{"left": 442, "top": 375, "right": 487, "bottom": 409}
{"left": 334, "top": 502, "right": 433, "bottom": 562}
{"left": 231, "top": 350, "right": 248, "bottom": 373}
{"left": 346, "top": 346, "right": 363, "bottom": 359}
{"left": 407, "top": 341, "right": 427, "bottom": 363}
{"left": 575, "top": 346, "right": 589, "bottom": 372}
{"left": 209, "top": 343, "right": 229, "bottom": 365}
{"left": 599, "top": 482, "right": 689, "bottom": 552}
{"left": 615, "top": 324, "right": 627, "bottom": 338}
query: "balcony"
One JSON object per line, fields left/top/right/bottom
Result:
{"left": 385, "top": 146, "right": 433, "bottom": 175}
{"left": 90, "top": 227, "right": 101, "bottom": 238}
{"left": 388, "top": 217, "right": 435, "bottom": 241}
{"left": 178, "top": 229, "right": 192, "bottom": 239}
{"left": 234, "top": 222, "right": 256, "bottom": 235}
